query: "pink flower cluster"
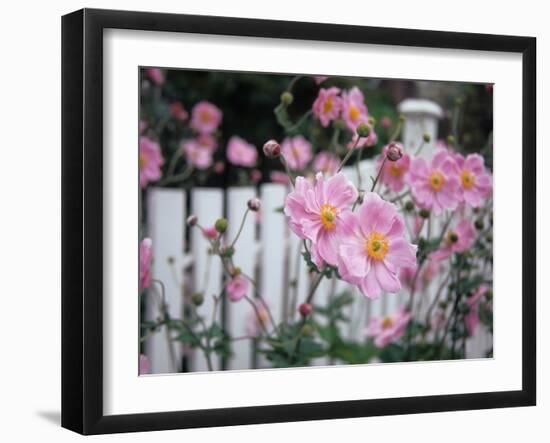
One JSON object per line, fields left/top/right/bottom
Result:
{"left": 365, "top": 306, "right": 411, "bottom": 347}
{"left": 284, "top": 173, "right": 417, "bottom": 299}
{"left": 139, "top": 136, "right": 165, "bottom": 188}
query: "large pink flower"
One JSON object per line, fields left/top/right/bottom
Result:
{"left": 226, "top": 275, "right": 249, "bottom": 302}
{"left": 139, "top": 238, "right": 153, "bottom": 290}
{"left": 226, "top": 136, "right": 258, "bottom": 167}
{"left": 181, "top": 138, "right": 213, "bottom": 170}
{"left": 377, "top": 143, "right": 410, "bottom": 192}
{"left": 452, "top": 153, "right": 492, "bottom": 208}
{"left": 365, "top": 306, "right": 411, "bottom": 348}
{"left": 406, "top": 149, "right": 460, "bottom": 214}
{"left": 313, "top": 152, "right": 339, "bottom": 176}
{"left": 281, "top": 136, "right": 313, "bottom": 171}
{"left": 337, "top": 193, "right": 417, "bottom": 299}
{"left": 284, "top": 172, "right": 358, "bottom": 267}
{"left": 465, "top": 284, "right": 489, "bottom": 336}
{"left": 190, "top": 101, "right": 222, "bottom": 134}
{"left": 139, "top": 136, "right": 164, "bottom": 188}
{"left": 431, "top": 219, "right": 476, "bottom": 261}
{"left": 312, "top": 87, "right": 342, "bottom": 127}
{"left": 341, "top": 87, "right": 368, "bottom": 131}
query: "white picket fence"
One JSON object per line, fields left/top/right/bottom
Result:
{"left": 143, "top": 99, "right": 492, "bottom": 374}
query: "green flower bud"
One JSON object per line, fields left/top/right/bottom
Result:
{"left": 301, "top": 324, "right": 314, "bottom": 337}
{"left": 191, "top": 292, "right": 204, "bottom": 306}
{"left": 475, "top": 219, "right": 484, "bottom": 230}
{"left": 419, "top": 208, "right": 430, "bottom": 219}
{"left": 423, "top": 133, "right": 431, "bottom": 143}
{"left": 356, "top": 122, "right": 371, "bottom": 138}
{"left": 280, "top": 91, "right": 293, "bottom": 105}
{"left": 447, "top": 135, "right": 455, "bottom": 146}
{"left": 404, "top": 201, "right": 415, "bottom": 212}
{"left": 215, "top": 218, "right": 228, "bottom": 233}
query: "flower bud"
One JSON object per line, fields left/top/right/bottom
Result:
{"left": 356, "top": 123, "right": 371, "bottom": 138}
{"left": 399, "top": 114, "right": 406, "bottom": 123}
{"left": 474, "top": 219, "right": 484, "bottom": 230}
{"left": 367, "top": 116, "right": 376, "bottom": 126}
{"left": 404, "top": 201, "right": 415, "bottom": 212}
{"left": 263, "top": 139, "right": 281, "bottom": 158}
{"left": 485, "top": 289, "right": 493, "bottom": 300}
{"left": 419, "top": 208, "right": 430, "bottom": 219}
{"left": 299, "top": 303, "right": 313, "bottom": 317}
{"left": 386, "top": 142, "right": 404, "bottom": 162}
{"left": 447, "top": 135, "right": 455, "bottom": 146}
{"left": 186, "top": 215, "right": 198, "bottom": 227}
{"left": 247, "top": 198, "right": 261, "bottom": 212}
{"left": 449, "top": 232, "right": 459, "bottom": 243}
{"left": 167, "top": 256, "right": 175, "bottom": 265}
{"left": 191, "top": 292, "right": 204, "bottom": 306}
{"left": 231, "top": 266, "right": 241, "bottom": 276}
{"left": 220, "top": 245, "right": 235, "bottom": 257}
{"left": 215, "top": 218, "right": 228, "bottom": 233}
{"left": 422, "top": 133, "right": 431, "bottom": 143}
{"left": 301, "top": 324, "right": 314, "bottom": 337}
{"left": 280, "top": 91, "right": 293, "bottom": 105}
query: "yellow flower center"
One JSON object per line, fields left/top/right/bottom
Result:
{"left": 460, "top": 169, "right": 476, "bottom": 190}
{"left": 319, "top": 204, "right": 337, "bottom": 230}
{"left": 323, "top": 97, "right": 334, "bottom": 113}
{"left": 382, "top": 316, "right": 393, "bottom": 330}
{"left": 365, "top": 231, "right": 390, "bottom": 261}
{"left": 428, "top": 171, "right": 445, "bottom": 192}
{"left": 200, "top": 110, "right": 212, "bottom": 123}
{"left": 389, "top": 163, "right": 402, "bottom": 177}
{"left": 349, "top": 105, "right": 360, "bottom": 122}
{"left": 139, "top": 153, "right": 147, "bottom": 169}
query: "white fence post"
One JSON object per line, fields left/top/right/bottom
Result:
{"left": 145, "top": 187, "right": 186, "bottom": 374}
{"left": 398, "top": 98, "right": 443, "bottom": 159}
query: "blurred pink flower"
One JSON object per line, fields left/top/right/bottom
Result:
{"left": 406, "top": 149, "right": 460, "bottom": 215}
{"left": 380, "top": 116, "right": 392, "bottom": 130}
{"left": 226, "top": 275, "right": 249, "bottom": 302}
{"left": 399, "top": 258, "right": 440, "bottom": 292}
{"left": 145, "top": 68, "right": 164, "bottom": 85}
{"left": 213, "top": 161, "right": 225, "bottom": 174}
{"left": 281, "top": 135, "right": 313, "bottom": 171}
{"left": 195, "top": 133, "right": 218, "bottom": 152}
{"left": 465, "top": 284, "right": 489, "bottom": 336}
{"left": 313, "top": 152, "right": 339, "bottom": 176}
{"left": 313, "top": 76, "right": 328, "bottom": 85}
{"left": 431, "top": 219, "right": 476, "bottom": 261}
{"left": 270, "top": 171, "right": 291, "bottom": 185}
{"left": 341, "top": 87, "right": 368, "bottom": 131}
{"left": 169, "top": 101, "right": 189, "bottom": 122}
{"left": 337, "top": 193, "right": 417, "bottom": 299}
{"left": 190, "top": 101, "right": 222, "bottom": 134}
{"left": 284, "top": 172, "right": 358, "bottom": 267}
{"left": 377, "top": 143, "right": 410, "bottom": 192}
{"left": 452, "top": 153, "right": 492, "bottom": 207}
{"left": 312, "top": 87, "right": 342, "bottom": 127}
{"left": 139, "top": 238, "right": 153, "bottom": 290}
{"left": 245, "top": 299, "right": 271, "bottom": 337}
{"left": 139, "top": 354, "right": 151, "bottom": 375}
{"left": 139, "top": 136, "right": 164, "bottom": 188}
{"left": 181, "top": 139, "right": 213, "bottom": 170}
{"left": 365, "top": 306, "right": 411, "bottom": 347}
{"left": 226, "top": 136, "right": 258, "bottom": 167}
{"left": 202, "top": 226, "right": 218, "bottom": 240}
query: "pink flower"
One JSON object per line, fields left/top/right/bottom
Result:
{"left": 202, "top": 226, "right": 218, "bottom": 240}
{"left": 313, "top": 152, "right": 339, "bottom": 176}
{"left": 284, "top": 172, "right": 358, "bottom": 267}
{"left": 399, "top": 258, "right": 440, "bottom": 292}
{"left": 181, "top": 139, "right": 213, "bottom": 170}
{"left": 245, "top": 299, "right": 271, "bottom": 337}
{"left": 190, "top": 101, "right": 222, "bottom": 134}
{"left": 312, "top": 87, "right": 342, "bottom": 127}
{"left": 313, "top": 76, "right": 328, "bottom": 85}
{"left": 341, "top": 87, "right": 368, "bottom": 131}
{"left": 170, "top": 101, "right": 189, "bottom": 122}
{"left": 139, "top": 238, "right": 153, "bottom": 290}
{"left": 452, "top": 153, "right": 492, "bottom": 207}
{"left": 139, "top": 354, "right": 151, "bottom": 375}
{"left": 365, "top": 306, "right": 411, "bottom": 347}
{"left": 377, "top": 144, "right": 410, "bottom": 192}
{"left": 465, "top": 284, "right": 489, "bottom": 336}
{"left": 226, "top": 275, "right": 249, "bottom": 302}
{"left": 336, "top": 193, "right": 417, "bottom": 299}
{"left": 145, "top": 68, "right": 164, "bottom": 85}
{"left": 139, "top": 136, "right": 164, "bottom": 188}
{"left": 226, "top": 136, "right": 258, "bottom": 167}
{"left": 431, "top": 219, "right": 476, "bottom": 261}
{"left": 270, "top": 171, "right": 291, "bottom": 185}
{"left": 406, "top": 149, "right": 460, "bottom": 215}
{"left": 281, "top": 136, "right": 313, "bottom": 171}
{"left": 380, "top": 116, "right": 392, "bottom": 130}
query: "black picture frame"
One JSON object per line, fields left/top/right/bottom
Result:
{"left": 62, "top": 8, "right": 536, "bottom": 435}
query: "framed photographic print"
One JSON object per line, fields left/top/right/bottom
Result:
{"left": 61, "top": 8, "right": 536, "bottom": 435}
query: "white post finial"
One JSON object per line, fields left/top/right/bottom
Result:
{"left": 397, "top": 99, "right": 443, "bottom": 159}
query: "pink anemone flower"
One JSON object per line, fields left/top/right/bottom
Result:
{"left": 465, "top": 284, "right": 489, "bottom": 336}
{"left": 431, "top": 219, "right": 476, "bottom": 261}
{"left": 181, "top": 139, "right": 213, "bottom": 170}
{"left": 284, "top": 172, "right": 358, "bottom": 267}
{"left": 377, "top": 143, "right": 410, "bottom": 192}
{"left": 139, "top": 136, "right": 164, "bottom": 188}
{"left": 226, "top": 136, "right": 258, "bottom": 167}
{"left": 312, "top": 87, "right": 342, "bottom": 127}
{"left": 313, "top": 152, "right": 339, "bottom": 176}
{"left": 245, "top": 299, "right": 271, "bottom": 337}
{"left": 270, "top": 171, "right": 291, "bottom": 185}
{"left": 453, "top": 153, "right": 492, "bottom": 207}
{"left": 226, "top": 275, "right": 249, "bottom": 302}
{"left": 190, "top": 101, "right": 222, "bottom": 134}
{"left": 169, "top": 101, "right": 189, "bottom": 122}
{"left": 341, "top": 87, "right": 368, "bottom": 131}
{"left": 406, "top": 149, "right": 460, "bottom": 215}
{"left": 145, "top": 68, "right": 164, "bottom": 85}
{"left": 365, "top": 306, "right": 411, "bottom": 348}
{"left": 139, "top": 238, "right": 153, "bottom": 290}
{"left": 336, "top": 192, "right": 417, "bottom": 299}
{"left": 281, "top": 135, "right": 313, "bottom": 171}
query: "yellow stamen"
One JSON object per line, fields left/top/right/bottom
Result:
{"left": 349, "top": 105, "right": 360, "bottom": 122}
{"left": 200, "top": 110, "right": 212, "bottom": 123}
{"left": 365, "top": 231, "right": 390, "bottom": 261}
{"left": 319, "top": 204, "right": 337, "bottom": 230}
{"left": 139, "top": 154, "right": 147, "bottom": 169}
{"left": 382, "top": 316, "right": 393, "bottom": 330}
{"left": 428, "top": 171, "right": 445, "bottom": 192}
{"left": 460, "top": 169, "right": 476, "bottom": 190}
{"left": 389, "top": 164, "right": 402, "bottom": 177}
{"left": 323, "top": 97, "right": 333, "bottom": 113}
